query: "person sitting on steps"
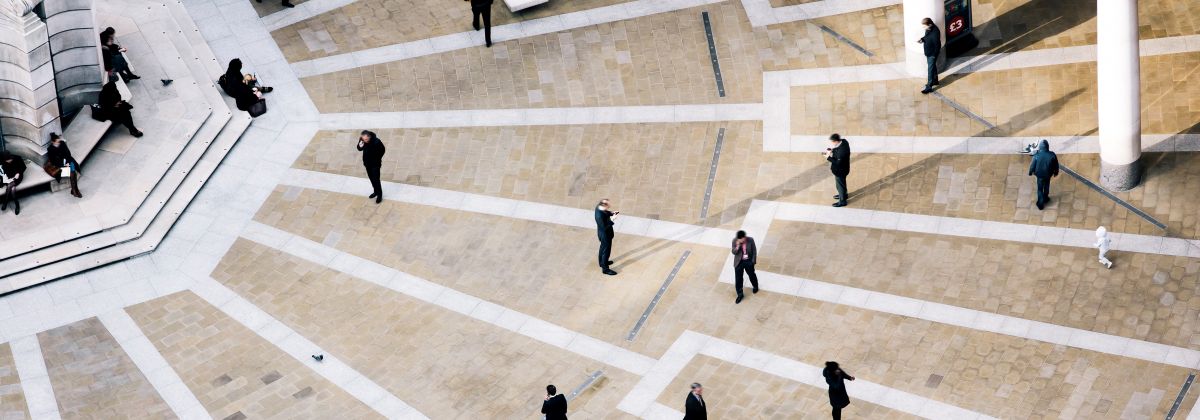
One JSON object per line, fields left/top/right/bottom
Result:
{"left": 47, "top": 133, "right": 83, "bottom": 198}
{"left": 221, "top": 59, "right": 273, "bottom": 112}
{"left": 98, "top": 80, "right": 143, "bottom": 138}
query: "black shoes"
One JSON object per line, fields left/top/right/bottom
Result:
{"left": 753, "top": 287, "right": 759, "bottom": 294}
{"left": 283, "top": 1, "right": 295, "bottom": 7}
{"left": 606, "top": 260, "right": 614, "bottom": 265}
{"left": 735, "top": 295, "right": 743, "bottom": 304}
{"left": 832, "top": 202, "right": 846, "bottom": 207}
{"left": 375, "top": 196, "right": 382, "bottom": 204}
{"left": 920, "top": 88, "right": 933, "bottom": 94}
{"left": 369, "top": 192, "right": 377, "bottom": 198}
{"left": 131, "top": 129, "right": 144, "bottom": 138}
{"left": 261, "top": 86, "right": 274, "bottom": 93}
{"left": 602, "top": 268, "right": 617, "bottom": 275}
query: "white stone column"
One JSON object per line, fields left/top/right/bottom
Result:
{"left": 902, "top": 0, "right": 945, "bottom": 77}
{"left": 1097, "top": 0, "right": 1141, "bottom": 191}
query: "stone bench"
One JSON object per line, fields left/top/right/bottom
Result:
{"left": 506, "top": 0, "right": 548, "bottom": 12}
{"left": 12, "top": 106, "right": 113, "bottom": 193}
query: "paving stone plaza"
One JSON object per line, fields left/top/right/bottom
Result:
{"left": 0, "top": 0, "right": 1197, "bottom": 418}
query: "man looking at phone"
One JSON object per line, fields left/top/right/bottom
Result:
{"left": 826, "top": 134, "right": 851, "bottom": 207}
{"left": 595, "top": 199, "right": 618, "bottom": 275}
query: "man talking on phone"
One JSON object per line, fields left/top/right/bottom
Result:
{"left": 357, "top": 130, "right": 386, "bottom": 204}
{"left": 595, "top": 199, "right": 618, "bottom": 275}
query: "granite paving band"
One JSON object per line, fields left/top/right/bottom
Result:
{"left": 627, "top": 251, "right": 691, "bottom": 341}
{"left": 701, "top": 11, "right": 726, "bottom": 97}
{"left": 97, "top": 309, "right": 209, "bottom": 419}
{"left": 10, "top": 335, "right": 59, "bottom": 420}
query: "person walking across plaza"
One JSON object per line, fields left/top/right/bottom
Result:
{"left": 732, "top": 230, "right": 759, "bottom": 304}
{"left": 826, "top": 134, "right": 851, "bottom": 207}
{"left": 916, "top": 17, "right": 941, "bottom": 94}
{"left": 1095, "top": 226, "right": 1113, "bottom": 269}
{"left": 541, "top": 384, "right": 568, "bottom": 420}
{"left": 1028, "top": 139, "right": 1059, "bottom": 210}
{"left": 465, "top": 0, "right": 493, "bottom": 48}
{"left": 824, "top": 361, "right": 856, "bottom": 420}
{"left": 683, "top": 383, "right": 707, "bottom": 420}
{"left": 357, "top": 130, "right": 385, "bottom": 204}
{"left": 595, "top": 199, "right": 618, "bottom": 275}
{"left": 0, "top": 153, "right": 26, "bottom": 215}
{"left": 47, "top": 133, "right": 82, "bottom": 198}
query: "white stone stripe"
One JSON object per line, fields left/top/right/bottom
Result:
{"left": 762, "top": 34, "right": 1200, "bottom": 149}
{"left": 772, "top": 202, "right": 1199, "bottom": 258}
{"left": 280, "top": 168, "right": 735, "bottom": 248}
{"left": 97, "top": 310, "right": 209, "bottom": 420}
{"left": 10, "top": 335, "right": 60, "bottom": 420}
{"left": 261, "top": 0, "right": 360, "bottom": 31}
{"left": 292, "top": 0, "right": 727, "bottom": 78}
{"left": 722, "top": 269, "right": 1200, "bottom": 370}
{"left": 779, "top": 134, "right": 1200, "bottom": 154}
{"left": 238, "top": 222, "right": 658, "bottom": 375}
{"left": 317, "top": 104, "right": 764, "bottom": 129}
{"left": 189, "top": 277, "right": 427, "bottom": 419}
{"left": 740, "top": 0, "right": 903, "bottom": 27}
{"left": 617, "top": 330, "right": 995, "bottom": 419}
{"left": 725, "top": 200, "right": 1200, "bottom": 369}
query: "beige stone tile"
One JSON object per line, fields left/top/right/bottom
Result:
{"left": 273, "top": 0, "right": 634, "bottom": 62}
{"left": 301, "top": 1, "right": 763, "bottom": 112}
{"left": 38, "top": 317, "right": 174, "bottom": 420}
{"left": 759, "top": 5, "right": 904, "bottom": 71}
{"left": 655, "top": 355, "right": 921, "bottom": 419}
{"left": 759, "top": 220, "right": 1200, "bottom": 350}
{"left": 790, "top": 52, "right": 1200, "bottom": 137}
{"left": 969, "top": 0, "right": 1200, "bottom": 55}
{"left": 251, "top": 186, "right": 730, "bottom": 345}
{"left": 126, "top": 291, "right": 380, "bottom": 420}
{"left": 211, "top": 239, "right": 640, "bottom": 419}
{"left": 0, "top": 343, "right": 29, "bottom": 420}
{"left": 292, "top": 122, "right": 762, "bottom": 227}
{"left": 628, "top": 268, "right": 1195, "bottom": 418}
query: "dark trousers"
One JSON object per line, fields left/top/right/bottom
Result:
{"left": 832, "top": 407, "right": 842, "bottom": 420}
{"left": 735, "top": 261, "right": 758, "bottom": 297}
{"left": 472, "top": 7, "right": 492, "bottom": 46}
{"left": 1036, "top": 176, "right": 1051, "bottom": 207}
{"left": 2, "top": 180, "right": 19, "bottom": 212}
{"left": 365, "top": 165, "right": 382, "bottom": 197}
{"left": 925, "top": 55, "right": 939, "bottom": 88}
{"left": 108, "top": 108, "right": 139, "bottom": 133}
{"left": 834, "top": 175, "right": 847, "bottom": 205}
{"left": 597, "top": 233, "right": 612, "bottom": 269}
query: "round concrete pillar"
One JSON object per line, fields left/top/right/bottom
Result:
{"left": 902, "top": 0, "right": 945, "bottom": 77}
{"left": 1097, "top": 0, "right": 1141, "bottom": 191}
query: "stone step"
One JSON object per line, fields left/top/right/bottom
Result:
{"left": 0, "top": 6, "right": 216, "bottom": 267}
{"left": 0, "top": 0, "right": 252, "bottom": 291}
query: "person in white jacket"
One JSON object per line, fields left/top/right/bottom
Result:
{"left": 1095, "top": 226, "right": 1113, "bottom": 269}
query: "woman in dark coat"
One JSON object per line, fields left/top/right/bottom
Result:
{"left": 47, "top": 133, "right": 82, "bottom": 198}
{"left": 222, "top": 59, "right": 272, "bottom": 111}
{"left": 823, "top": 361, "right": 856, "bottom": 420}
{"left": 99, "top": 80, "right": 143, "bottom": 137}
{"left": 0, "top": 153, "right": 26, "bottom": 215}
{"left": 101, "top": 29, "right": 139, "bottom": 82}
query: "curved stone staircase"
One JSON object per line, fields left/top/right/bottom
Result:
{"left": 0, "top": 0, "right": 251, "bottom": 293}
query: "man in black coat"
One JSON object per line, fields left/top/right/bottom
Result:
{"left": 357, "top": 130, "right": 386, "bottom": 204}
{"left": 595, "top": 199, "right": 618, "bottom": 275}
{"left": 824, "top": 362, "right": 856, "bottom": 420}
{"left": 825, "top": 134, "right": 851, "bottom": 207}
{"left": 683, "top": 383, "right": 707, "bottom": 420}
{"left": 731, "top": 230, "right": 759, "bottom": 304}
{"left": 541, "top": 385, "right": 568, "bottom": 420}
{"left": 917, "top": 17, "right": 941, "bottom": 94}
{"left": 465, "top": 0, "right": 493, "bottom": 48}
{"left": 1028, "top": 139, "right": 1059, "bottom": 210}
